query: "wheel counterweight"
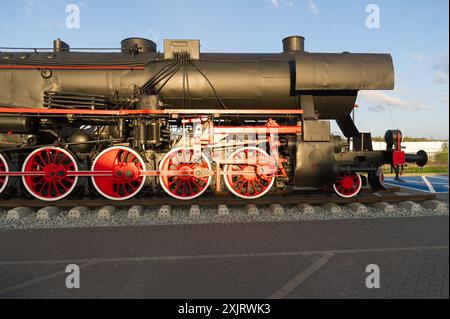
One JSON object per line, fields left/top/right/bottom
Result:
{"left": 91, "top": 146, "right": 146, "bottom": 200}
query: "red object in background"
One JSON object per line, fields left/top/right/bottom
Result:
{"left": 393, "top": 150, "right": 405, "bottom": 165}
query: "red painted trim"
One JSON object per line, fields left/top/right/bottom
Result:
{"left": 0, "top": 107, "right": 164, "bottom": 116}
{"left": 0, "top": 65, "right": 145, "bottom": 70}
{"left": 214, "top": 126, "right": 301, "bottom": 134}
{"left": 166, "top": 109, "right": 304, "bottom": 115}
{"left": 0, "top": 107, "right": 304, "bottom": 116}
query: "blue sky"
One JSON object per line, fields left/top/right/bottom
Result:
{"left": 0, "top": 0, "right": 448, "bottom": 139}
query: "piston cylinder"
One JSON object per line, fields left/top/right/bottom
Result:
{"left": 0, "top": 117, "right": 36, "bottom": 133}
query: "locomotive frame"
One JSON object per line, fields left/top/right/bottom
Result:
{"left": 0, "top": 107, "right": 306, "bottom": 201}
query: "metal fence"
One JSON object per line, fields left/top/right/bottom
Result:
{"left": 383, "top": 151, "right": 449, "bottom": 174}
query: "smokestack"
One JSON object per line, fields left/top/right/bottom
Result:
{"left": 282, "top": 36, "right": 305, "bottom": 53}
{"left": 53, "top": 38, "right": 70, "bottom": 52}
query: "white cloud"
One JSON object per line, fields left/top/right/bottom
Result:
{"left": 270, "top": 0, "right": 280, "bottom": 8}
{"left": 409, "top": 51, "right": 425, "bottom": 61}
{"left": 358, "top": 90, "right": 425, "bottom": 112}
{"left": 442, "top": 95, "right": 449, "bottom": 106}
{"left": 434, "top": 53, "right": 449, "bottom": 84}
{"left": 307, "top": 0, "right": 319, "bottom": 14}
{"left": 268, "top": 0, "right": 296, "bottom": 9}
{"left": 266, "top": 0, "right": 319, "bottom": 14}
{"left": 25, "top": 0, "right": 34, "bottom": 17}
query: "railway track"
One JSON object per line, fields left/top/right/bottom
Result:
{"left": 0, "top": 187, "right": 447, "bottom": 231}
{"left": 0, "top": 188, "right": 438, "bottom": 209}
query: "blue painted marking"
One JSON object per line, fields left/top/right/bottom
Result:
{"left": 427, "top": 176, "right": 450, "bottom": 193}
{"left": 384, "top": 175, "right": 449, "bottom": 193}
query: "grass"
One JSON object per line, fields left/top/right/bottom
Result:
{"left": 383, "top": 166, "right": 449, "bottom": 175}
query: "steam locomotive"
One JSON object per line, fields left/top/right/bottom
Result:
{"left": 0, "top": 36, "right": 428, "bottom": 201}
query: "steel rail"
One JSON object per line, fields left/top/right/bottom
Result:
{"left": 0, "top": 190, "right": 436, "bottom": 209}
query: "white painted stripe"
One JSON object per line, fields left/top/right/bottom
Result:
{"left": 383, "top": 181, "right": 432, "bottom": 193}
{"left": 269, "top": 252, "right": 333, "bottom": 299}
{"left": 421, "top": 176, "right": 436, "bottom": 193}
{"left": 0, "top": 260, "right": 100, "bottom": 296}
{"left": 384, "top": 180, "right": 448, "bottom": 194}
{"left": 0, "top": 245, "right": 447, "bottom": 266}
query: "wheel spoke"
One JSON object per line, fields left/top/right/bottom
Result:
{"left": 23, "top": 148, "right": 78, "bottom": 201}
{"left": 38, "top": 180, "right": 47, "bottom": 194}
{"left": 238, "top": 180, "right": 247, "bottom": 193}
{"left": 197, "top": 176, "right": 208, "bottom": 184}
{"left": 159, "top": 148, "right": 212, "bottom": 200}
{"left": 57, "top": 154, "right": 69, "bottom": 165}
{"left": 37, "top": 153, "right": 47, "bottom": 167}
{"left": 255, "top": 178, "right": 264, "bottom": 189}
{"left": 168, "top": 176, "right": 179, "bottom": 187}
{"left": 126, "top": 181, "right": 139, "bottom": 192}
{"left": 181, "top": 181, "right": 187, "bottom": 195}
{"left": 46, "top": 182, "right": 53, "bottom": 197}
{"left": 56, "top": 180, "right": 69, "bottom": 192}
{"left": 231, "top": 175, "right": 245, "bottom": 187}
{"left": 173, "top": 180, "right": 183, "bottom": 193}
{"left": 52, "top": 181, "right": 63, "bottom": 196}
{"left": 224, "top": 147, "right": 274, "bottom": 199}
{"left": 333, "top": 172, "right": 361, "bottom": 198}
{"left": 119, "top": 183, "right": 129, "bottom": 196}
{"left": 121, "top": 150, "right": 129, "bottom": 164}
{"left": 191, "top": 178, "right": 202, "bottom": 190}
{"left": 251, "top": 180, "right": 258, "bottom": 193}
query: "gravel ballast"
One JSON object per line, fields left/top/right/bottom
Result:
{"left": 0, "top": 201, "right": 448, "bottom": 231}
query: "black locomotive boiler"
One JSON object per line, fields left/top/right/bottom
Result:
{"left": 0, "top": 36, "right": 427, "bottom": 201}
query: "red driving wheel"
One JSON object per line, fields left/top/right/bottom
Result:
{"left": 91, "top": 146, "right": 146, "bottom": 200}
{"left": 333, "top": 172, "right": 362, "bottom": 198}
{"left": 159, "top": 147, "right": 212, "bottom": 200}
{"left": 0, "top": 153, "right": 9, "bottom": 195}
{"left": 224, "top": 147, "right": 276, "bottom": 199}
{"left": 22, "top": 147, "right": 78, "bottom": 201}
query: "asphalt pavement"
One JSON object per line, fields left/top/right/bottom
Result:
{"left": 0, "top": 215, "right": 448, "bottom": 299}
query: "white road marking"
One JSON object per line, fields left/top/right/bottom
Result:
{"left": 421, "top": 176, "right": 436, "bottom": 193}
{"left": 0, "top": 245, "right": 447, "bottom": 266}
{"left": 269, "top": 252, "right": 334, "bottom": 299}
{"left": 0, "top": 260, "right": 100, "bottom": 296}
